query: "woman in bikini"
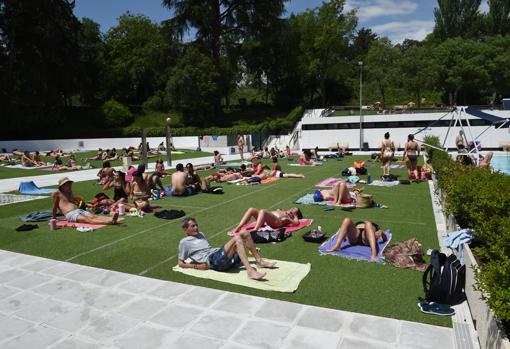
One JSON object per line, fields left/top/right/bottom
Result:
{"left": 380, "top": 132, "right": 395, "bottom": 176}
{"left": 271, "top": 157, "right": 304, "bottom": 178}
{"left": 232, "top": 207, "right": 303, "bottom": 235}
{"left": 326, "top": 218, "right": 387, "bottom": 262}
{"left": 404, "top": 134, "right": 420, "bottom": 180}
{"left": 130, "top": 170, "right": 151, "bottom": 213}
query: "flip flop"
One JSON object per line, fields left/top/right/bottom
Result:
{"left": 418, "top": 300, "right": 455, "bottom": 316}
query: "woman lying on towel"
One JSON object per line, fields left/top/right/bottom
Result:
{"left": 272, "top": 157, "right": 304, "bottom": 178}
{"left": 326, "top": 218, "right": 388, "bottom": 262}
{"left": 313, "top": 182, "right": 356, "bottom": 205}
{"left": 232, "top": 207, "right": 303, "bottom": 235}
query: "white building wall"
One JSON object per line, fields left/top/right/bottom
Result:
{"left": 301, "top": 110, "right": 510, "bottom": 150}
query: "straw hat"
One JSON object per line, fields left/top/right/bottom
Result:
{"left": 58, "top": 177, "right": 73, "bottom": 188}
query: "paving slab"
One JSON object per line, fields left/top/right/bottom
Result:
{"left": 0, "top": 249, "right": 457, "bottom": 348}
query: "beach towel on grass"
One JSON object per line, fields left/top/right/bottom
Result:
{"left": 294, "top": 194, "right": 356, "bottom": 208}
{"left": 319, "top": 230, "right": 392, "bottom": 263}
{"left": 229, "top": 219, "right": 313, "bottom": 237}
{"left": 380, "top": 164, "right": 405, "bottom": 169}
{"left": 315, "top": 178, "right": 355, "bottom": 189}
{"left": 0, "top": 194, "right": 48, "bottom": 206}
{"left": 173, "top": 257, "right": 310, "bottom": 293}
{"left": 289, "top": 163, "right": 323, "bottom": 167}
{"left": 369, "top": 180, "right": 399, "bottom": 187}
{"left": 18, "top": 181, "right": 55, "bottom": 195}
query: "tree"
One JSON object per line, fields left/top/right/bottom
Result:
{"left": 433, "top": 0, "right": 483, "bottom": 40}
{"left": 350, "top": 27, "right": 378, "bottom": 59}
{"left": 486, "top": 0, "right": 510, "bottom": 35}
{"left": 165, "top": 46, "right": 220, "bottom": 126}
{"left": 103, "top": 13, "right": 167, "bottom": 104}
{"left": 292, "top": 0, "right": 357, "bottom": 105}
{"left": 161, "top": 0, "right": 288, "bottom": 116}
{"left": 77, "top": 18, "right": 104, "bottom": 105}
{"left": 365, "top": 38, "right": 399, "bottom": 107}
{"left": 0, "top": 0, "right": 81, "bottom": 109}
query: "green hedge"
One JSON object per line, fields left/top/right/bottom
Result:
{"left": 429, "top": 142, "right": 510, "bottom": 323}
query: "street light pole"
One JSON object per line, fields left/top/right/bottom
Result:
{"left": 359, "top": 61, "right": 363, "bottom": 151}
{"left": 165, "top": 117, "right": 172, "bottom": 167}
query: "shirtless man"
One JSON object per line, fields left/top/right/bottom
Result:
{"left": 232, "top": 207, "right": 303, "bottom": 235}
{"left": 171, "top": 163, "right": 191, "bottom": 196}
{"left": 52, "top": 177, "right": 118, "bottom": 224}
{"left": 313, "top": 182, "right": 355, "bottom": 205}
{"left": 237, "top": 135, "right": 245, "bottom": 162}
{"left": 178, "top": 217, "right": 275, "bottom": 280}
{"left": 325, "top": 218, "right": 387, "bottom": 262}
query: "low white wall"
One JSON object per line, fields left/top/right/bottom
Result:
{"left": 0, "top": 136, "right": 199, "bottom": 152}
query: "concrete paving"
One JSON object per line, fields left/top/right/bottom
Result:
{"left": 0, "top": 153, "right": 249, "bottom": 193}
{"left": 0, "top": 249, "right": 454, "bottom": 349}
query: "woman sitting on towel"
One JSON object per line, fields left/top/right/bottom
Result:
{"left": 232, "top": 207, "right": 303, "bottom": 235}
{"left": 313, "top": 182, "right": 356, "bottom": 205}
{"left": 299, "top": 150, "right": 314, "bottom": 165}
{"left": 326, "top": 218, "right": 388, "bottom": 262}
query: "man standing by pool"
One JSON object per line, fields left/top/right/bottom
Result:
{"left": 52, "top": 177, "right": 118, "bottom": 224}
{"left": 178, "top": 217, "right": 275, "bottom": 280}
{"left": 237, "top": 134, "right": 245, "bottom": 162}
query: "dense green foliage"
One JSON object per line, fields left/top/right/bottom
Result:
{"left": 101, "top": 99, "right": 133, "bottom": 127}
{"left": 1, "top": 0, "right": 510, "bottom": 138}
{"left": 428, "top": 141, "right": 510, "bottom": 323}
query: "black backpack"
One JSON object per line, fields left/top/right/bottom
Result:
{"left": 250, "top": 229, "right": 286, "bottom": 243}
{"left": 423, "top": 250, "right": 466, "bottom": 305}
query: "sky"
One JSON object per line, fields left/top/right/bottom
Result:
{"left": 74, "top": 0, "right": 490, "bottom": 44}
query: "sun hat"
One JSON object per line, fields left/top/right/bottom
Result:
{"left": 313, "top": 190, "right": 323, "bottom": 202}
{"left": 58, "top": 177, "right": 73, "bottom": 188}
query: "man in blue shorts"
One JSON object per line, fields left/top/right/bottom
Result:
{"left": 178, "top": 217, "right": 276, "bottom": 280}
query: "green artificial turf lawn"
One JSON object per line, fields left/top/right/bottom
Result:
{"left": 0, "top": 149, "right": 213, "bottom": 179}
{"left": 0, "top": 156, "right": 450, "bottom": 327}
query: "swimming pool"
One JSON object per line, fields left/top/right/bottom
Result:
{"left": 492, "top": 156, "right": 510, "bottom": 175}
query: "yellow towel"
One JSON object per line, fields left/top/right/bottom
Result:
{"left": 173, "top": 257, "right": 310, "bottom": 293}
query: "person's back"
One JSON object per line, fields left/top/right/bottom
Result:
{"left": 172, "top": 165, "right": 187, "bottom": 194}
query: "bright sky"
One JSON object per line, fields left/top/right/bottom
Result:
{"left": 74, "top": 0, "right": 489, "bottom": 44}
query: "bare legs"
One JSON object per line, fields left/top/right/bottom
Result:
{"left": 76, "top": 212, "right": 119, "bottom": 225}
{"left": 330, "top": 183, "right": 352, "bottom": 204}
{"left": 223, "top": 231, "right": 276, "bottom": 280}
{"left": 407, "top": 158, "right": 418, "bottom": 180}
{"left": 382, "top": 157, "right": 391, "bottom": 176}
{"left": 233, "top": 208, "right": 282, "bottom": 234}
{"left": 326, "top": 218, "right": 381, "bottom": 262}
{"left": 282, "top": 173, "right": 305, "bottom": 178}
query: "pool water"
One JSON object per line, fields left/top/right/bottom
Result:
{"left": 492, "top": 156, "right": 510, "bottom": 175}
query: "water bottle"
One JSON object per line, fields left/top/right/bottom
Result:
{"left": 49, "top": 219, "right": 57, "bottom": 231}
{"left": 118, "top": 203, "right": 125, "bottom": 215}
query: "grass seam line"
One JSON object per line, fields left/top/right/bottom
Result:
{"left": 64, "top": 179, "right": 288, "bottom": 263}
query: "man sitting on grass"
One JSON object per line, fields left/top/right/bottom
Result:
{"left": 232, "top": 207, "right": 303, "bottom": 235}
{"left": 178, "top": 217, "right": 275, "bottom": 280}
{"left": 52, "top": 177, "right": 118, "bottom": 224}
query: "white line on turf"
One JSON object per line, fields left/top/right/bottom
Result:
{"left": 138, "top": 166, "right": 332, "bottom": 275}
{"left": 65, "top": 176, "right": 293, "bottom": 263}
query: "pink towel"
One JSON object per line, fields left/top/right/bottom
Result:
{"left": 56, "top": 221, "right": 106, "bottom": 229}
{"left": 230, "top": 219, "right": 313, "bottom": 237}
{"left": 315, "top": 178, "right": 355, "bottom": 189}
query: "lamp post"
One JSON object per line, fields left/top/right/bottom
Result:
{"left": 359, "top": 61, "right": 363, "bottom": 151}
{"left": 165, "top": 117, "right": 172, "bottom": 167}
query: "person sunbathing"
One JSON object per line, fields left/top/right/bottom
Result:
{"left": 106, "top": 148, "right": 119, "bottom": 161}
{"left": 213, "top": 150, "right": 224, "bottom": 165}
{"left": 52, "top": 177, "right": 118, "bottom": 224}
{"left": 271, "top": 157, "right": 304, "bottom": 178}
{"left": 232, "top": 207, "right": 303, "bottom": 235}
{"left": 53, "top": 155, "right": 63, "bottom": 169}
{"left": 21, "top": 151, "right": 37, "bottom": 167}
{"left": 61, "top": 154, "right": 81, "bottom": 170}
{"left": 479, "top": 151, "right": 493, "bottom": 168}
{"left": 130, "top": 168, "right": 151, "bottom": 212}
{"left": 171, "top": 163, "right": 192, "bottom": 196}
{"left": 202, "top": 167, "right": 242, "bottom": 190}
{"left": 314, "top": 182, "right": 355, "bottom": 205}
{"left": 325, "top": 218, "right": 387, "bottom": 262}
{"left": 178, "top": 217, "right": 275, "bottom": 280}
{"left": 299, "top": 150, "right": 315, "bottom": 165}
{"left": 97, "top": 161, "right": 114, "bottom": 189}
{"left": 46, "top": 148, "right": 65, "bottom": 158}
{"left": 85, "top": 148, "right": 104, "bottom": 161}
{"left": 31, "top": 151, "right": 45, "bottom": 166}
{"left": 185, "top": 163, "right": 202, "bottom": 193}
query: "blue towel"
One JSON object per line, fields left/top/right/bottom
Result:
{"left": 18, "top": 181, "right": 55, "bottom": 195}
{"left": 443, "top": 229, "right": 473, "bottom": 265}
{"left": 19, "top": 210, "right": 54, "bottom": 222}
